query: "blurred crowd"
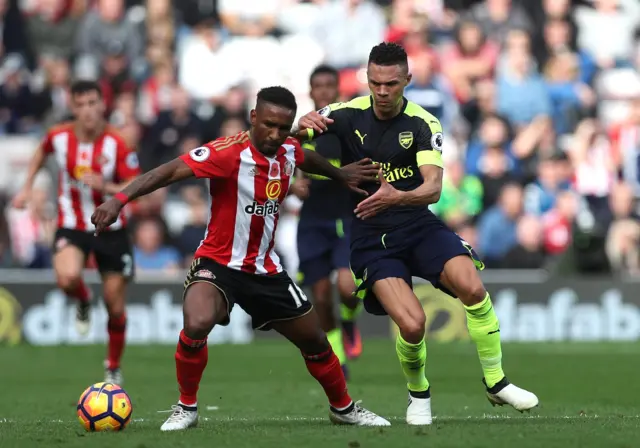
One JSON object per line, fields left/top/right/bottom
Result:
{"left": 0, "top": 0, "right": 639, "bottom": 277}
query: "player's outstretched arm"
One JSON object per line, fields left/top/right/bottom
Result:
{"left": 12, "top": 144, "right": 47, "bottom": 209}
{"left": 299, "top": 149, "right": 379, "bottom": 196}
{"left": 91, "top": 158, "right": 195, "bottom": 234}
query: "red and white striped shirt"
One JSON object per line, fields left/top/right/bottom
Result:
{"left": 179, "top": 131, "right": 304, "bottom": 275}
{"left": 42, "top": 123, "right": 141, "bottom": 232}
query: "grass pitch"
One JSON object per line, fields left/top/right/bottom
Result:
{"left": 1, "top": 340, "right": 638, "bottom": 447}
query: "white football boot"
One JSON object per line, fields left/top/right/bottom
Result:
{"left": 329, "top": 401, "right": 391, "bottom": 426}
{"left": 160, "top": 404, "right": 199, "bottom": 431}
{"left": 485, "top": 377, "right": 539, "bottom": 412}
{"left": 406, "top": 392, "right": 432, "bottom": 425}
{"left": 75, "top": 295, "right": 92, "bottom": 336}
{"left": 104, "top": 364, "right": 123, "bottom": 386}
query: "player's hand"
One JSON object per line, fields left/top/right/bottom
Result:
{"left": 11, "top": 188, "right": 31, "bottom": 209}
{"left": 340, "top": 158, "right": 380, "bottom": 196}
{"left": 354, "top": 169, "right": 401, "bottom": 219}
{"left": 81, "top": 172, "right": 106, "bottom": 192}
{"left": 289, "top": 176, "right": 310, "bottom": 200}
{"left": 91, "top": 199, "right": 122, "bottom": 235}
{"left": 297, "top": 111, "right": 334, "bottom": 134}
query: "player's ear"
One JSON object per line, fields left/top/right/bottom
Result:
{"left": 405, "top": 72, "right": 412, "bottom": 86}
{"left": 249, "top": 109, "right": 257, "bottom": 127}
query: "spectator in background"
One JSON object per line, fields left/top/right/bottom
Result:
{"left": 609, "top": 97, "right": 640, "bottom": 197}
{"left": 523, "top": 153, "right": 571, "bottom": 216}
{"left": 465, "top": 114, "right": 517, "bottom": 176}
{"left": 218, "top": 0, "right": 279, "bottom": 38}
{"left": 543, "top": 51, "right": 595, "bottom": 136}
{"left": 201, "top": 85, "right": 249, "bottom": 143}
{"left": 313, "top": 0, "right": 386, "bottom": 69}
{"left": 441, "top": 20, "right": 499, "bottom": 103}
{"left": 24, "top": 0, "right": 82, "bottom": 63}
{"left": 510, "top": 116, "right": 556, "bottom": 183}
{"left": 132, "top": 217, "right": 181, "bottom": 273}
{"left": 405, "top": 50, "right": 458, "bottom": 131}
{"left": 501, "top": 214, "right": 546, "bottom": 269}
{"left": 477, "top": 182, "right": 523, "bottom": 266}
{"left": 33, "top": 55, "right": 71, "bottom": 128}
{"left": 528, "top": 0, "right": 578, "bottom": 54}
{"left": 0, "top": 0, "right": 29, "bottom": 61}
{"left": 536, "top": 18, "right": 596, "bottom": 86}
{"left": 542, "top": 189, "right": 577, "bottom": 256}
{"left": 0, "top": 54, "right": 38, "bottom": 134}
{"left": 496, "top": 29, "right": 551, "bottom": 127}
{"left": 478, "top": 145, "right": 519, "bottom": 211}
{"left": 569, "top": 118, "right": 617, "bottom": 219}
{"left": 75, "top": 0, "right": 144, "bottom": 78}
{"left": 97, "top": 41, "right": 137, "bottom": 116}
{"left": 461, "top": 78, "right": 501, "bottom": 136}
{"left": 574, "top": 0, "right": 640, "bottom": 69}
{"left": 431, "top": 158, "right": 483, "bottom": 228}
{"left": 175, "top": 195, "right": 208, "bottom": 267}
{"left": 178, "top": 19, "right": 244, "bottom": 103}
{"left": 605, "top": 182, "right": 640, "bottom": 274}
{"left": 140, "top": 86, "right": 201, "bottom": 171}
{"left": 7, "top": 173, "right": 55, "bottom": 268}
{"left": 137, "top": 59, "right": 175, "bottom": 125}
{"left": 219, "top": 116, "right": 248, "bottom": 137}
{"left": 468, "top": 0, "right": 532, "bottom": 46}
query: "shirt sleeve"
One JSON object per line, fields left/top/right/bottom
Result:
{"left": 415, "top": 116, "right": 444, "bottom": 169}
{"left": 179, "top": 143, "right": 234, "bottom": 178}
{"left": 115, "top": 140, "right": 142, "bottom": 182}
{"left": 290, "top": 138, "right": 305, "bottom": 166}
{"left": 41, "top": 131, "right": 54, "bottom": 154}
{"left": 306, "top": 103, "right": 351, "bottom": 140}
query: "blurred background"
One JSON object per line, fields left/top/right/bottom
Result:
{"left": 0, "top": 0, "right": 639, "bottom": 345}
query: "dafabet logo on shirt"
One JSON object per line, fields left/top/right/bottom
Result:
{"left": 244, "top": 180, "right": 281, "bottom": 216}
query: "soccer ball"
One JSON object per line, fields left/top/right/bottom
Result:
{"left": 77, "top": 382, "right": 133, "bottom": 431}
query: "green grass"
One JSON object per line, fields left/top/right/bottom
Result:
{"left": 1, "top": 340, "right": 639, "bottom": 447}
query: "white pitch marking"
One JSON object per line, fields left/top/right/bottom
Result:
{"left": 2, "top": 414, "right": 639, "bottom": 425}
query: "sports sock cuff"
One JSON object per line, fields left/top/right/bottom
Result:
{"left": 463, "top": 292, "right": 491, "bottom": 312}
{"left": 107, "top": 314, "right": 126, "bottom": 332}
{"left": 179, "top": 330, "right": 207, "bottom": 350}
{"left": 302, "top": 348, "right": 332, "bottom": 362}
{"left": 396, "top": 333, "right": 425, "bottom": 349}
{"left": 340, "top": 302, "right": 362, "bottom": 321}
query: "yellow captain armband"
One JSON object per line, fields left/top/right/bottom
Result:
{"left": 416, "top": 150, "right": 443, "bottom": 168}
{"left": 306, "top": 128, "right": 314, "bottom": 141}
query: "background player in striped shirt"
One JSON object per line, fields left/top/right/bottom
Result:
{"left": 92, "top": 86, "right": 390, "bottom": 430}
{"left": 12, "top": 80, "right": 140, "bottom": 385}
{"left": 292, "top": 65, "right": 364, "bottom": 378}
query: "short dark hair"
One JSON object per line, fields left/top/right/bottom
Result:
{"left": 256, "top": 86, "right": 297, "bottom": 113}
{"left": 70, "top": 80, "right": 102, "bottom": 97}
{"left": 309, "top": 64, "right": 339, "bottom": 85}
{"left": 368, "top": 42, "right": 408, "bottom": 70}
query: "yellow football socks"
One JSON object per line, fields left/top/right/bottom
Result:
{"left": 395, "top": 333, "right": 429, "bottom": 393}
{"left": 464, "top": 293, "right": 504, "bottom": 388}
{"left": 327, "top": 328, "right": 347, "bottom": 365}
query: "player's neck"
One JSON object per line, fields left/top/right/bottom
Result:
{"left": 74, "top": 121, "right": 106, "bottom": 143}
{"left": 248, "top": 130, "right": 276, "bottom": 159}
{"left": 372, "top": 100, "right": 404, "bottom": 121}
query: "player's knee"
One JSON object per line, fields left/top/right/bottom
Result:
{"left": 56, "top": 273, "right": 81, "bottom": 293}
{"left": 397, "top": 313, "right": 426, "bottom": 344}
{"left": 183, "top": 312, "right": 217, "bottom": 339}
{"left": 105, "top": 301, "right": 126, "bottom": 318}
{"left": 458, "top": 283, "right": 487, "bottom": 307}
{"left": 300, "top": 333, "right": 331, "bottom": 356}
